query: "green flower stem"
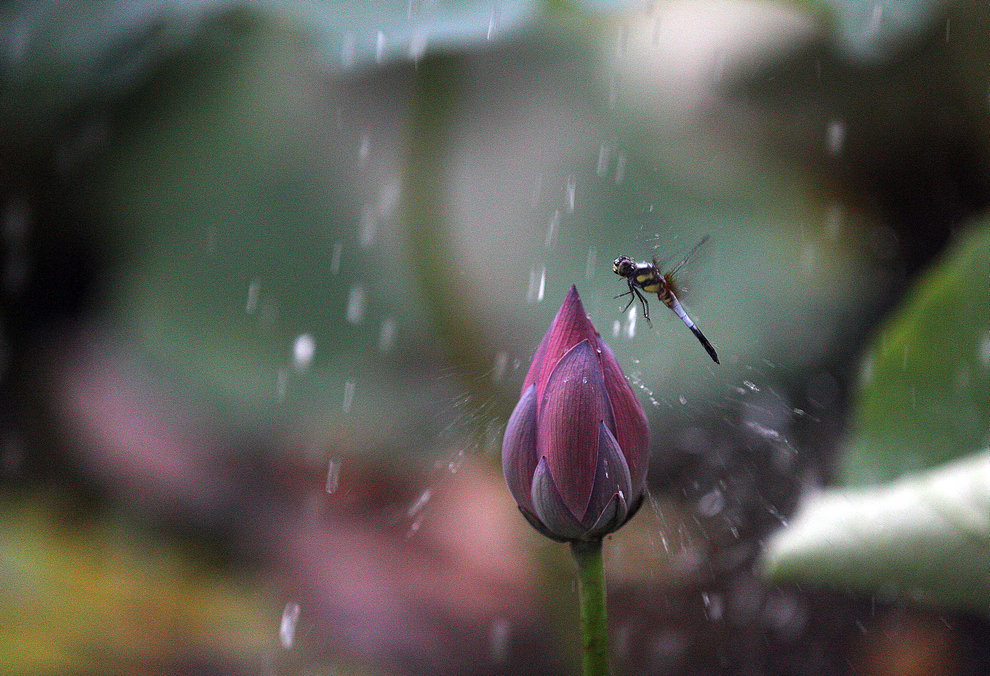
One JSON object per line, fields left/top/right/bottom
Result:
{"left": 570, "top": 538, "right": 609, "bottom": 675}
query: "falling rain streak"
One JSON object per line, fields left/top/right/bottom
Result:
{"left": 293, "top": 334, "right": 315, "bottom": 371}
{"left": 279, "top": 602, "right": 301, "bottom": 649}
{"left": 325, "top": 457, "right": 342, "bottom": 493}
{"left": 526, "top": 266, "right": 546, "bottom": 303}
{"left": 597, "top": 144, "right": 610, "bottom": 176}
{"left": 346, "top": 284, "right": 365, "bottom": 323}
{"left": 330, "top": 241, "right": 343, "bottom": 274}
{"left": 342, "top": 379, "right": 356, "bottom": 413}
{"left": 585, "top": 248, "right": 597, "bottom": 278}
{"left": 245, "top": 280, "right": 260, "bottom": 313}
{"left": 379, "top": 317, "right": 397, "bottom": 352}
{"left": 566, "top": 174, "right": 576, "bottom": 212}
{"left": 545, "top": 209, "right": 560, "bottom": 248}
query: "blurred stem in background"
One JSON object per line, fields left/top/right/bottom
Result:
{"left": 405, "top": 56, "right": 501, "bottom": 407}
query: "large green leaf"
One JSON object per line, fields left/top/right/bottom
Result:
{"left": 842, "top": 223, "right": 990, "bottom": 485}
{"left": 762, "top": 222, "right": 990, "bottom": 612}
{"left": 762, "top": 451, "right": 990, "bottom": 613}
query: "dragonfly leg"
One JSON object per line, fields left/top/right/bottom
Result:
{"left": 632, "top": 287, "right": 652, "bottom": 326}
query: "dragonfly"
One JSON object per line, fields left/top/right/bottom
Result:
{"left": 612, "top": 235, "right": 719, "bottom": 364}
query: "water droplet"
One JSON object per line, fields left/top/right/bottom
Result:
{"left": 698, "top": 489, "right": 725, "bottom": 517}
{"left": 358, "top": 134, "right": 371, "bottom": 168}
{"left": 526, "top": 266, "right": 546, "bottom": 303}
{"left": 346, "top": 284, "right": 365, "bottom": 323}
{"left": 342, "top": 379, "right": 356, "bottom": 412}
{"left": 330, "top": 241, "right": 343, "bottom": 275}
{"left": 375, "top": 30, "right": 387, "bottom": 63}
{"left": 359, "top": 204, "right": 377, "bottom": 248}
{"left": 489, "top": 617, "right": 511, "bottom": 662}
{"left": 486, "top": 6, "right": 499, "bottom": 40}
{"left": 867, "top": 3, "right": 883, "bottom": 34}
{"left": 597, "top": 144, "right": 610, "bottom": 176}
{"left": 325, "top": 457, "right": 342, "bottom": 493}
{"left": 409, "top": 29, "right": 427, "bottom": 61}
{"left": 979, "top": 331, "right": 990, "bottom": 365}
{"left": 678, "top": 394, "right": 687, "bottom": 405}
{"left": 825, "top": 120, "right": 845, "bottom": 155}
{"left": 545, "top": 209, "right": 560, "bottom": 248}
{"left": 624, "top": 304, "right": 637, "bottom": 338}
{"left": 702, "top": 592, "right": 724, "bottom": 621}
{"left": 447, "top": 448, "right": 465, "bottom": 473}
{"left": 245, "top": 279, "right": 260, "bottom": 313}
{"left": 492, "top": 351, "right": 509, "bottom": 383}
{"left": 407, "top": 488, "right": 432, "bottom": 517}
{"left": 566, "top": 174, "right": 576, "bottom": 212}
{"left": 293, "top": 333, "right": 315, "bottom": 371}
{"left": 276, "top": 369, "right": 288, "bottom": 401}
{"left": 611, "top": 319, "right": 621, "bottom": 337}
{"left": 279, "top": 601, "right": 301, "bottom": 648}
{"left": 341, "top": 32, "right": 356, "bottom": 68}
{"left": 614, "top": 152, "right": 627, "bottom": 185}
{"left": 585, "top": 248, "right": 597, "bottom": 278}
{"left": 379, "top": 317, "right": 397, "bottom": 352}
{"left": 742, "top": 380, "right": 759, "bottom": 392}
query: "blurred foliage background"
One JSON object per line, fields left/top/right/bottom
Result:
{"left": 2, "top": 0, "right": 990, "bottom": 673}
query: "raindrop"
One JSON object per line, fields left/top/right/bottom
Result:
{"left": 566, "top": 174, "right": 577, "bottom": 212}
{"left": 492, "top": 351, "right": 509, "bottom": 383}
{"left": 341, "top": 32, "right": 356, "bottom": 68}
{"left": 596, "top": 144, "right": 610, "bottom": 176}
{"left": 585, "top": 247, "right": 597, "bottom": 278}
{"left": 825, "top": 120, "right": 845, "bottom": 155}
{"left": 447, "top": 448, "right": 465, "bottom": 473}
{"left": 375, "top": 30, "right": 386, "bottom": 63}
{"left": 279, "top": 601, "right": 301, "bottom": 649}
{"left": 346, "top": 284, "right": 366, "bottom": 323}
{"left": 407, "top": 488, "right": 432, "bottom": 517}
{"left": 545, "top": 209, "right": 560, "bottom": 248}
{"left": 487, "top": 6, "right": 499, "bottom": 40}
{"left": 379, "top": 317, "right": 397, "bottom": 352}
{"left": 325, "top": 457, "right": 342, "bottom": 493}
{"left": 611, "top": 319, "right": 621, "bottom": 337}
{"left": 276, "top": 369, "right": 288, "bottom": 401}
{"left": 409, "top": 29, "right": 428, "bottom": 62}
{"left": 614, "top": 152, "right": 627, "bottom": 185}
{"left": 698, "top": 489, "right": 725, "bottom": 517}
{"left": 742, "top": 380, "right": 760, "bottom": 392}
{"left": 342, "top": 379, "right": 356, "bottom": 412}
{"left": 358, "top": 134, "right": 371, "bottom": 168}
{"left": 624, "top": 304, "right": 637, "bottom": 338}
{"left": 489, "top": 617, "right": 511, "bottom": 662}
{"left": 979, "top": 331, "right": 990, "bottom": 365}
{"left": 678, "top": 394, "right": 687, "bottom": 406}
{"left": 359, "top": 204, "right": 377, "bottom": 248}
{"left": 702, "top": 592, "right": 724, "bottom": 621}
{"left": 330, "top": 241, "right": 343, "bottom": 275}
{"left": 526, "top": 266, "right": 546, "bottom": 303}
{"left": 245, "top": 279, "right": 260, "bottom": 313}
{"left": 293, "top": 333, "right": 315, "bottom": 371}
{"left": 867, "top": 3, "right": 883, "bottom": 34}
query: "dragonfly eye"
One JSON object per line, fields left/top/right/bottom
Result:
{"left": 612, "top": 256, "right": 633, "bottom": 276}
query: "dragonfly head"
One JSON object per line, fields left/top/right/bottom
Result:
{"left": 612, "top": 256, "right": 636, "bottom": 277}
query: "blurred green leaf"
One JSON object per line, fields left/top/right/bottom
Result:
{"left": 803, "top": 0, "right": 948, "bottom": 61}
{"left": 762, "top": 451, "right": 990, "bottom": 614}
{"left": 282, "top": 0, "right": 538, "bottom": 68}
{"left": 762, "top": 221, "right": 990, "bottom": 612}
{"left": 0, "top": 501, "right": 276, "bottom": 673}
{"left": 841, "top": 222, "right": 990, "bottom": 485}
{"left": 0, "top": 0, "right": 261, "bottom": 142}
